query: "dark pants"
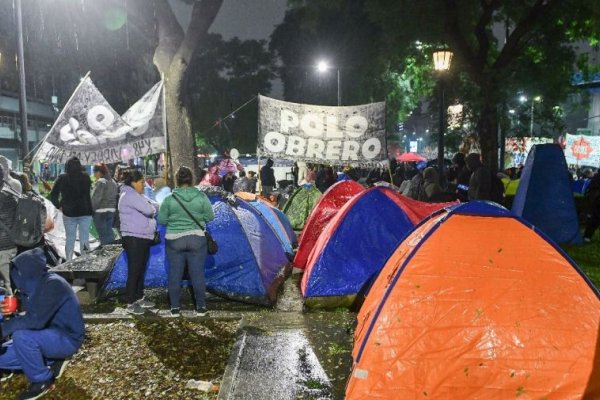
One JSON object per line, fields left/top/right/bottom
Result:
{"left": 0, "top": 329, "right": 79, "bottom": 383}
{"left": 93, "top": 212, "right": 115, "bottom": 246}
{"left": 122, "top": 236, "right": 151, "bottom": 305}
{"left": 585, "top": 203, "right": 600, "bottom": 240}
{"left": 166, "top": 235, "right": 207, "bottom": 310}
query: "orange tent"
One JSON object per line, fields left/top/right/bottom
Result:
{"left": 347, "top": 201, "right": 600, "bottom": 399}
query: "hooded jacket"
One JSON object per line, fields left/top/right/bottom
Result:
{"left": 118, "top": 185, "right": 158, "bottom": 240}
{"left": 50, "top": 158, "right": 93, "bottom": 217}
{"left": 1, "top": 248, "right": 85, "bottom": 346}
{"left": 91, "top": 177, "right": 118, "bottom": 212}
{"left": 158, "top": 187, "right": 214, "bottom": 236}
{"left": 466, "top": 153, "right": 492, "bottom": 201}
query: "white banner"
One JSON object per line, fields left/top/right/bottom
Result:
{"left": 504, "top": 137, "right": 553, "bottom": 168}
{"left": 257, "top": 95, "right": 387, "bottom": 166}
{"left": 36, "top": 78, "right": 165, "bottom": 165}
{"left": 564, "top": 133, "right": 600, "bottom": 166}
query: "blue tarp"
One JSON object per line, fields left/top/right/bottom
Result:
{"left": 104, "top": 196, "right": 291, "bottom": 305}
{"left": 304, "top": 187, "right": 415, "bottom": 299}
{"left": 512, "top": 144, "right": 581, "bottom": 245}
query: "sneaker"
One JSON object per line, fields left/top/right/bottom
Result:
{"left": 125, "top": 303, "right": 145, "bottom": 315}
{"left": 195, "top": 307, "right": 209, "bottom": 317}
{"left": 137, "top": 297, "right": 155, "bottom": 308}
{"left": 18, "top": 380, "right": 54, "bottom": 400}
{"left": 0, "top": 370, "right": 14, "bottom": 382}
{"left": 49, "top": 359, "right": 69, "bottom": 380}
{"left": 169, "top": 308, "right": 181, "bottom": 317}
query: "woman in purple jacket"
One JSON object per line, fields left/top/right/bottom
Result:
{"left": 118, "top": 170, "right": 158, "bottom": 315}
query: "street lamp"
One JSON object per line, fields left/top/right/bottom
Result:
{"left": 432, "top": 49, "right": 453, "bottom": 178}
{"left": 315, "top": 59, "right": 341, "bottom": 106}
{"left": 519, "top": 94, "right": 542, "bottom": 135}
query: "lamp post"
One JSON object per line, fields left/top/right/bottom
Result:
{"left": 432, "top": 50, "right": 453, "bottom": 177}
{"left": 519, "top": 95, "right": 542, "bottom": 135}
{"left": 316, "top": 60, "right": 341, "bottom": 106}
{"left": 15, "top": 0, "right": 29, "bottom": 164}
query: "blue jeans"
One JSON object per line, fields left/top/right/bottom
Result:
{"left": 166, "top": 235, "right": 207, "bottom": 310}
{"left": 63, "top": 215, "right": 92, "bottom": 261}
{"left": 0, "top": 329, "right": 79, "bottom": 383}
{"left": 93, "top": 212, "right": 115, "bottom": 246}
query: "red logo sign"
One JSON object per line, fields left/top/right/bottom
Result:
{"left": 571, "top": 136, "right": 593, "bottom": 160}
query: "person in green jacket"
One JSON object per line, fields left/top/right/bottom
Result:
{"left": 158, "top": 166, "right": 214, "bottom": 316}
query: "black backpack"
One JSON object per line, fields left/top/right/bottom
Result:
{"left": 10, "top": 192, "right": 46, "bottom": 247}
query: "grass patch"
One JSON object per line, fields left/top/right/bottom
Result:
{"left": 563, "top": 242, "right": 600, "bottom": 288}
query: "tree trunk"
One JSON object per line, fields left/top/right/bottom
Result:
{"left": 152, "top": 0, "right": 224, "bottom": 179}
{"left": 477, "top": 100, "right": 499, "bottom": 172}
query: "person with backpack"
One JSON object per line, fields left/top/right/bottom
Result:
{"left": 158, "top": 166, "right": 214, "bottom": 317}
{"left": 14, "top": 173, "right": 50, "bottom": 255}
{"left": 50, "top": 157, "right": 93, "bottom": 261}
{"left": 0, "top": 164, "right": 18, "bottom": 296}
{"left": 91, "top": 163, "right": 118, "bottom": 246}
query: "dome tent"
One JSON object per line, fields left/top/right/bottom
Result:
{"left": 294, "top": 180, "right": 365, "bottom": 269}
{"left": 282, "top": 184, "right": 322, "bottom": 230}
{"left": 347, "top": 202, "right": 600, "bottom": 399}
{"left": 512, "top": 143, "right": 581, "bottom": 244}
{"left": 104, "top": 195, "right": 292, "bottom": 305}
{"left": 301, "top": 187, "right": 454, "bottom": 308}
{"left": 236, "top": 193, "right": 297, "bottom": 256}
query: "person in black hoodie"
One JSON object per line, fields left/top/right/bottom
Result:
{"left": 50, "top": 157, "right": 93, "bottom": 261}
{"left": 0, "top": 248, "right": 85, "bottom": 399}
{"left": 465, "top": 153, "right": 492, "bottom": 201}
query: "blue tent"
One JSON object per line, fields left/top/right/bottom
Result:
{"left": 245, "top": 199, "right": 297, "bottom": 255}
{"left": 104, "top": 196, "right": 292, "bottom": 305}
{"left": 512, "top": 144, "right": 581, "bottom": 244}
{"left": 301, "top": 187, "right": 416, "bottom": 308}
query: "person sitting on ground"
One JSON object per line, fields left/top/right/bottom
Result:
{"left": 260, "top": 159, "right": 276, "bottom": 195}
{"left": 153, "top": 178, "right": 171, "bottom": 206}
{"left": 233, "top": 171, "right": 249, "bottom": 193}
{"left": 91, "top": 163, "right": 118, "bottom": 247}
{"left": 158, "top": 166, "right": 214, "bottom": 317}
{"left": 0, "top": 248, "right": 85, "bottom": 400}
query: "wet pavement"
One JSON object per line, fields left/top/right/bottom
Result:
{"left": 218, "top": 275, "right": 355, "bottom": 400}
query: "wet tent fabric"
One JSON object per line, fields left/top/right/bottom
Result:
{"left": 245, "top": 198, "right": 297, "bottom": 255}
{"left": 347, "top": 202, "right": 600, "bottom": 399}
{"left": 301, "top": 188, "right": 454, "bottom": 307}
{"left": 104, "top": 196, "right": 291, "bottom": 305}
{"left": 512, "top": 144, "right": 581, "bottom": 244}
{"left": 294, "top": 180, "right": 365, "bottom": 269}
{"left": 282, "top": 185, "right": 322, "bottom": 230}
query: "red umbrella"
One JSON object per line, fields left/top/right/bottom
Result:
{"left": 397, "top": 152, "right": 426, "bottom": 162}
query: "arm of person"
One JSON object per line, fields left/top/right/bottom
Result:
{"left": 91, "top": 180, "right": 105, "bottom": 211}
{"left": 199, "top": 194, "right": 215, "bottom": 224}
{"left": 49, "top": 176, "right": 63, "bottom": 209}
{"left": 1, "top": 281, "right": 69, "bottom": 338}
{"left": 157, "top": 197, "right": 170, "bottom": 225}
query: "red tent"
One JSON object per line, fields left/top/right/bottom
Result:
{"left": 293, "top": 180, "right": 364, "bottom": 269}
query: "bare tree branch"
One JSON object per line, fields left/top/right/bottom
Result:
{"left": 153, "top": 0, "right": 185, "bottom": 73}
{"left": 172, "top": 0, "right": 224, "bottom": 70}
{"left": 493, "top": 0, "right": 554, "bottom": 71}
{"left": 474, "top": 0, "right": 501, "bottom": 67}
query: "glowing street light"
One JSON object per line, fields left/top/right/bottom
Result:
{"left": 432, "top": 49, "right": 453, "bottom": 178}
{"left": 315, "top": 59, "right": 341, "bottom": 106}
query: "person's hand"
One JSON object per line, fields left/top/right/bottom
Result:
{"left": 1, "top": 300, "right": 11, "bottom": 317}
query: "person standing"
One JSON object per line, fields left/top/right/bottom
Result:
{"left": 118, "top": 170, "right": 159, "bottom": 315}
{"left": 91, "top": 164, "right": 118, "bottom": 246}
{"left": 49, "top": 157, "right": 93, "bottom": 261}
{"left": 465, "top": 153, "right": 492, "bottom": 201}
{"left": 0, "top": 164, "right": 18, "bottom": 296}
{"left": 158, "top": 166, "right": 214, "bottom": 316}
{"left": 260, "top": 159, "right": 276, "bottom": 195}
